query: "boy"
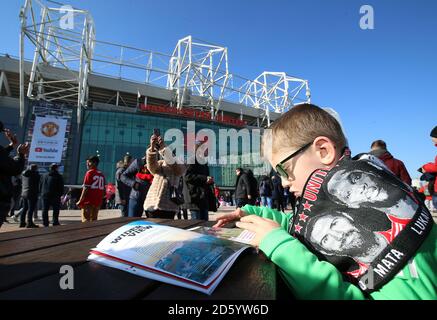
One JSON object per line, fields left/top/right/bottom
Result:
{"left": 77, "top": 156, "right": 106, "bottom": 222}
{"left": 214, "top": 104, "right": 437, "bottom": 300}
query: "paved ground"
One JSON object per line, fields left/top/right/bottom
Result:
{"left": 2, "top": 206, "right": 436, "bottom": 234}
{"left": 0, "top": 206, "right": 239, "bottom": 234}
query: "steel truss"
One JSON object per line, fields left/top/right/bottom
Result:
{"left": 19, "top": 0, "right": 311, "bottom": 127}
{"left": 20, "top": 0, "right": 95, "bottom": 124}
{"left": 167, "top": 36, "right": 229, "bottom": 118}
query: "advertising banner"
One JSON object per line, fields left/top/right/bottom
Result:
{"left": 28, "top": 116, "right": 67, "bottom": 163}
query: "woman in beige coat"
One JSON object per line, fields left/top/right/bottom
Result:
{"left": 143, "top": 134, "right": 186, "bottom": 219}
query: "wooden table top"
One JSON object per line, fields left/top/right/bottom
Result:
{"left": 0, "top": 218, "right": 280, "bottom": 300}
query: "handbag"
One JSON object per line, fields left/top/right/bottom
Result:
{"left": 169, "top": 176, "right": 185, "bottom": 205}
{"left": 163, "top": 172, "right": 184, "bottom": 206}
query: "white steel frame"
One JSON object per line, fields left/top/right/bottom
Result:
{"left": 167, "top": 36, "right": 229, "bottom": 118}
{"left": 19, "top": 0, "right": 311, "bottom": 127}
{"left": 20, "top": 0, "right": 95, "bottom": 125}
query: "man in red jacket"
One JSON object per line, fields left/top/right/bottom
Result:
{"left": 370, "top": 140, "right": 412, "bottom": 185}
{"left": 422, "top": 126, "right": 437, "bottom": 212}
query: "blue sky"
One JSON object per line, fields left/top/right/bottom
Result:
{"left": 1, "top": 0, "right": 436, "bottom": 179}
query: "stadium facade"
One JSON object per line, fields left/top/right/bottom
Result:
{"left": 0, "top": 0, "right": 311, "bottom": 187}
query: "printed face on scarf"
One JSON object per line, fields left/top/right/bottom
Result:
{"left": 308, "top": 211, "right": 384, "bottom": 260}
{"left": 327, "top": 169, "right": 392, "bottom": 208}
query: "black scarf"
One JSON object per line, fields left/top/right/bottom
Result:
{"left": 290, "top": 151, "right": 433, "bottom": 293}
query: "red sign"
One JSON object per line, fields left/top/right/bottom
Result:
{"left": 139, "top": 104, "right": 246, "bottom": 127}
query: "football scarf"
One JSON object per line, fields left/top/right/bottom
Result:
{"left": 290, "top": 151, "right": 433, "bottom": 293}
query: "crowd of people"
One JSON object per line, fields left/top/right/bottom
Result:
{"left": 1, "top": 106, "right": 436, "bottom": 299}
{"left": 112, "top": 133, "right": 218, "bottom": 221}
{"left": 0, "top": 122, "right": 66, "bottom": 228}
{"left": 1, "top": 162, "right": 65, "bottom": 228}
{"left": 1, "top": 118, "right": 435, "bottom": 231}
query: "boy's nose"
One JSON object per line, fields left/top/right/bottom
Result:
{"left": 330, "top": 230, "right": 344, "bottom": 241}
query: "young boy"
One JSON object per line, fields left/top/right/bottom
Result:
{"left": 214, "top": 104, "right": 437, "bottom": 300}
{"left": 77, "top": 156, "right": 106, "bottom": 222}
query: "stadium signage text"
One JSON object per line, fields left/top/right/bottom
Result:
{"left": 139, "top": 104, "right": 246, "bottom": 127}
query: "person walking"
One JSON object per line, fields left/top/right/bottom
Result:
{"left": 234, "top": 168, "right": 255, "bottom": 208}
{"left": 115, "top": 155, "right": 132, "bottom": 217}
{"left": 121, "top": 154, "right": 153, "bottom": 217}
{"left": 258, "top": 175, "right": 273, "bottom": 208}
{"left": 214, "top": 184, "right": 220, "bottom": 209}
{"left": 9, "top": 175, "right": 22, "bottom": 218}
{"left": 283, "top": 187, "right": 290, "bottom": 210}
{"left": 370, "top": 140, "right": 412, "bottom": 185}
{"left": 39, "top": 163, "right": 64, "bottom": 227}
{"left": 0, "top": 123, "right": 28, "bottom": 228}
{"left": 419, "top": 182, "right": 434, "bottom": 212}
{"left": 182, "top": 139, "right": 213, "bottom": 220}
{"left": 246, "top": 169, "right": 259, "bottom": 205}
{"left": 76, "top": 156, "right": 106, "bottom": 222}
{"left": 143, "top": 134, "right": 186, "bottom": 219}
{"left": 271, "top": 174, "right": 284, "bottom": 212}
{"left": 421, "top": 126, "right": 437, "bottom": 212}
{"left": 177, "top": 206, "right": 188, "bottom": 220}
{"left": 20, "top": 164, "right": 40, "bottom": 228}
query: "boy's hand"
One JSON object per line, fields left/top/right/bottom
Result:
{"left": 213, "top": 208, "right": 246, "bottom": 228}
{"left": 236, "top": 215, "right": 280, "bottom": 247}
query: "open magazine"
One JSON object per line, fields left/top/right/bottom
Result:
{"left": 88, "top": 221, "right": 253, "bottom": 295}
{"left": 189, "top": 226, "right": 256, "bottom": 245}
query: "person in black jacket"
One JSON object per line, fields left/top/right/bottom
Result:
{"left": 20, "top": 164, "right": 41, "bottom": 228}
{"left": 0, "top": 124, "right": 29, "bottom": 228}
{"left": 271, "top": 174, "right": 285, "bottom": 212}
{"left": 234, "top": 168, "right": 255, "bottom": 208}
{"left": 182, "top": 140, "right": 214, "bottom": 221}
{"left": 246, "top": 169, "right": 259, "bottom": 205}
{"left": 259, "top": 175, "right": 273, "bottom": 208}
{"left": 9, "top": 175, "right": 22, "bottom": 218}
{"left": 120, "top": 155, "right": 152, "bottom": 217}
{"left": 115, "top": 155, "right": 132, "bottom": 217}
{"left": 40, "top": 163, "right": 64, "bottom": 227}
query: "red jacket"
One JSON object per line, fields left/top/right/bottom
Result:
{"left": 378, "top": 152, "right": 412, "bottom": 186}
{"left": 423, "top": 155, "right": 437, "bottom": 193}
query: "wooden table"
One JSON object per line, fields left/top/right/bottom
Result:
{"left": 0, "top": 218, "right": 285, "bottom": 300}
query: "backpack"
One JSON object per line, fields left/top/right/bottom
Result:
{"left": 259, "top": 179, "right": 272, "bottom": 196}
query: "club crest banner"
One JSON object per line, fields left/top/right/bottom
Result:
{"left": 28, "top": 116, "right": 67, "bottom": 163}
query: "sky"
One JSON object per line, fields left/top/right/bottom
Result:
{"left": 1, "top": 0, "right": 436, "bottom": 179}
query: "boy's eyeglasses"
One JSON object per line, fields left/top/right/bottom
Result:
{"left": 275, "top": 142, "right": 313, "bottom": 179}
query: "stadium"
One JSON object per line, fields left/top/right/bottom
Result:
{"left": 0, "top": 0, "right": 311, "bottom": 187}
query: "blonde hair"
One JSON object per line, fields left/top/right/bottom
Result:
{"left": 268, "top": 104, "right": 347, "bottom": 155}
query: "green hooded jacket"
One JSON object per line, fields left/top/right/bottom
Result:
{"left": 242, "top": 204, "right": 437, "bottom": 300}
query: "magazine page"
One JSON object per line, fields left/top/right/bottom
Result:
{"left": 88, "top": 220, "right": 250, "bottom": 295}
{"left": 88, "top": 250, "right": 243, "bottom": 295}
{"left": 189, "top": 226, "right": 256, "bottom": 245}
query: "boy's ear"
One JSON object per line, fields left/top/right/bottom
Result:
{"left": 313, "top": 136, "right": 337, "bottom": 166}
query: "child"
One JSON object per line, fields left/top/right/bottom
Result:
{"left": 214, "top": 104, "right": 437, "bottom": 300}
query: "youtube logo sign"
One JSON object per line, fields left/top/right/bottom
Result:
{"left": 35, "top": 147, "right": 43, "bottom": 152}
